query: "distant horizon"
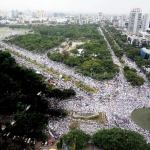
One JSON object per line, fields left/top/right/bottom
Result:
{"left": 1, "top": 9, "right": 131, "bottom": 16}
{"left": 0, "top": 0, "right": 150, "bottom": 15}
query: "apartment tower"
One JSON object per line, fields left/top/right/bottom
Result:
{"left": 142, "top": 13, "right": 150, "bottom": 32}
{"left": 128, "top": 8, "right": 142, "bottom": 35}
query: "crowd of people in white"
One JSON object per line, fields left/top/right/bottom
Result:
{"left": 0, "top": 28, "right": 150, "bottom": 143}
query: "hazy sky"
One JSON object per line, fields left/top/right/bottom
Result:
{"left": 0, "top": 0, "right": 150, "bottom": 14}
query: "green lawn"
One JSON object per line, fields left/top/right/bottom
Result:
{"left": 0, "top": 28, "right": 9, "bottom": 34}
{"left": 131, "top": 108, "right": 150, "bottom": 131}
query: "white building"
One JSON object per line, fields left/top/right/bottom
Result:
{"left": 118, "top": 15, "right": 126, "bottom": 28}
{"left": 128, "top": 8, "right": 142, "bottom": 35}
{"left": 98, "top": 12, "right": 103, "bottom": 21}
{"left": 118, "top": 19, "right": 125, "bottom": 28}
{"left": 113, "top": 21, "right": 119, "bottom": 28}
{"left": 142, "top": 13, "right": 150, "bottom": 32}
{"left": 138, "top": 31, "right": 150, "bottom": 46}
{"left": 79, "top": 14, "right": 82, "bottom": 25}
{"left": 86, "top": 14, "right": 88, "bottom": 24}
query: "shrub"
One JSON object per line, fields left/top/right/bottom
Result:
{"left": 92, "top": 128, "right": 148, "bottom": 150}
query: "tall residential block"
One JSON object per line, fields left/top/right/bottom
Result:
{"left": 142, "top": 13, "right": 150, "bottom": 32}
{"left": 79, "top": 14, "right": 82, "bottom": 25}
{"left": 128, "top": 8, "right": 142, "bottom": 35}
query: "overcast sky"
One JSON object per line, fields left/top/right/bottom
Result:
{"left": 0, "top": 0, "right": 150, "bottom": 14}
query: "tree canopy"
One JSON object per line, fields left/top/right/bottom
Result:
{"left": 4, "top": 25, "right": 102, "bottom": 53}
{"left": 47, "top": 26, "right": 119, "bottom": 80}
{"left": 123, "top": 66, "right": 144, "bottom": 86}
{"left": 58, "top": 128, "right": 150, "bottom": 150}
{"left": 60, "top": 129, "right": 90, "bottom": 150}
{"left": 92, "top": 128, "right": 149, "bottom": 150}
{"left": 0, "top": 51, "right": 75, "bottom": 142}
{"left": 3, "top": 33, "right": 63, "bottom": 52}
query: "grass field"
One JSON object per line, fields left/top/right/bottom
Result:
{"left": 131, "top": 108, "right": 150, "bottom": 131}
{"left": 0, "top": 28, "right": 10, "bottom": 34}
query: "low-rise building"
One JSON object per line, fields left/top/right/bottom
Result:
{"left": 140, "top": 47, "right": 150, "bottom": 59}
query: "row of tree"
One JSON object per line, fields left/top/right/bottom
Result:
{"left": 105, "top": 26, "right": 150, "bottom": 81}
{"left": 123, "top": 66, "right": 144, "bottom": 86}
{"left": 3, "top": 33, "right": 64, "bottom": 53}
{"left": 57, "top": 128, "right": 150, "bottom": 150}
{"left": 106, "top": 26, "right": 127, "bottom": 47}
{"left": 101, "top": 27, "right": 124, "bottom": 58}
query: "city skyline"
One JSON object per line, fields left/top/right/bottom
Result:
{"left": 0, "top": 0, "right": 150, "bottom": 14}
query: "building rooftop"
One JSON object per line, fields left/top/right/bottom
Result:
{"left": 141, "top": 47, "right": 150, "bottom": 54}
{"left": 131, "top": 8, "right": 142, "bottom": 13}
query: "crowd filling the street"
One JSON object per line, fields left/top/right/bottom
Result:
{"left": 1, "top": 27, "right": 150, "bottom": 144}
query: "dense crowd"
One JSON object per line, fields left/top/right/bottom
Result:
{"left": 0, "top": 29, "right": 150, "bottom": 143}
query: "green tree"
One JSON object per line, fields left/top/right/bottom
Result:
{"left": 48, "top": 52, "right": 63, "bottom": 62}
{"left": 65, "top": 56, "right": 80, "bottom": 67}
{"left": 62, "top": 50, "right": 70, "bottom": 60}
{"left": 92, "top": 128, "right": 148, "bottom": 150}
{"left": 124, "top": 68, "right": 144, "bottom": 86}
{"left": 0, "top": 51, "right": 74, "bottom": 142}
{"left": 70, "top": 49, "right": 79, "bottom": 54}
{"left": 12, "top": 111, "right": 48, "bottom": 137}
{"left": 62, "top": 130, "right": 90, "bottom": 150}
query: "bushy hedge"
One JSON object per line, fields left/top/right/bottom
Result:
{"left": 123, "top": 66, "right": 144, "bottom": 86}
{"left": 60, "top": 130, "right": 90, "bottom": 150}
{"left": 58, "top": 128, "right": 150, "bottom": 150}
{"left": 92, "top": 128, "right": 149, "bottom": 150}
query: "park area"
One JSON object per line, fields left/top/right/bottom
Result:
{"left": 3, "top": 25, "right": 119, "bottom": 81}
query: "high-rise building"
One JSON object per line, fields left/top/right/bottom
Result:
{"left": 37, "top": 10, "right": 47, "bottom": 18}
{"left": 11, "top": 10, "right": 15, "bottom": 18}
{"left": 98, "top": 12, "right": 102, "bottom": 21}
{"left": 11, "top": 10, "right": 19, "bottom": 18}
{"left": 142, "top": 13, "right": 150, "bottom": 32}
{"left": 86, "top": 14, "right": 88, "bottom": 24}
{"left": 118, "top": 15, "right": 126, "bottom": 28}
{"left": 128, "top": 8, "right": 142, "bottom": 35}
{"left": 79, "top": 14, "right": 82, "bottom": 25}
{"left": 15, "top": 10, "right": 19, "bottom": 18}
{"left": 53, "top": 13, "right": 58, "bottom": 17}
